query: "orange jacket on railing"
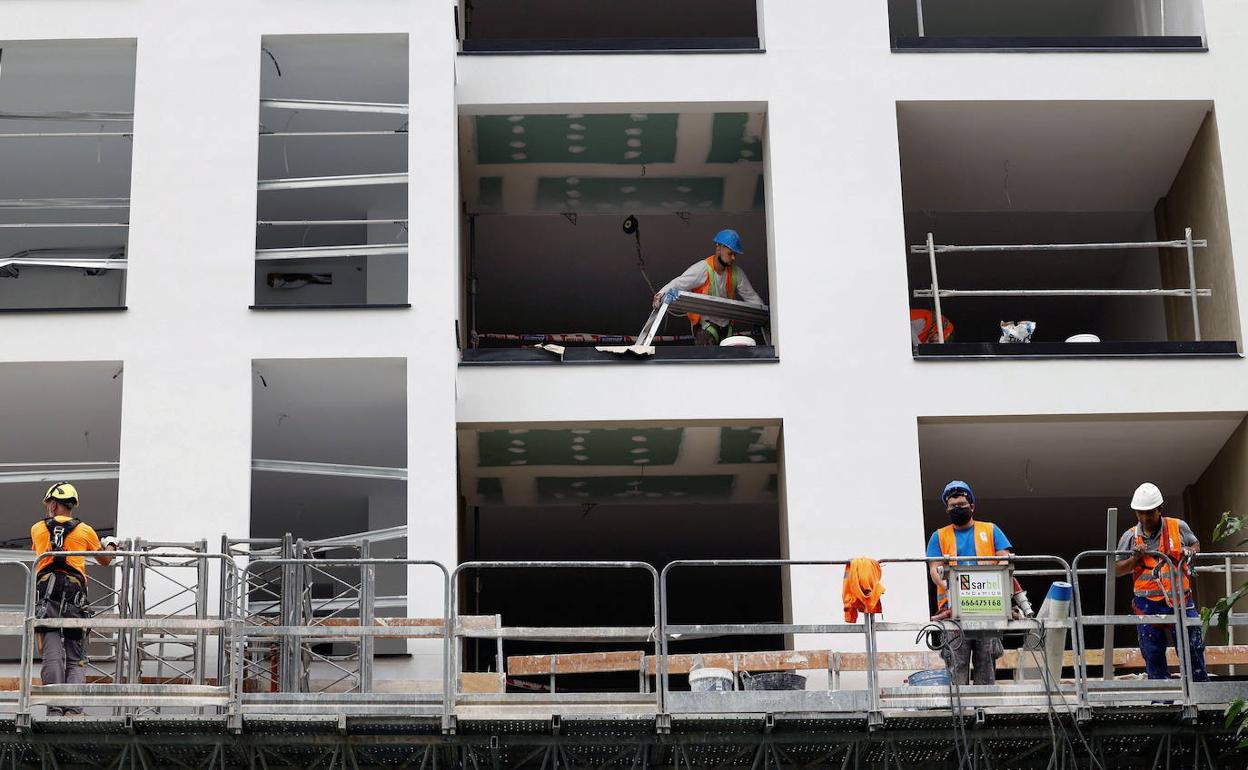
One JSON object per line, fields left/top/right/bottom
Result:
{"left": 843, "top": 557, "right": 885, "bottom": 622}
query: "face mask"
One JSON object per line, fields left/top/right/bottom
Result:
{"left": 948, "top": 506, "right": 972, "bottom": 526}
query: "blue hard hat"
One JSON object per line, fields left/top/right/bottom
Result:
{"left": 713, "top": 229, "right": 744, "bottom": 255}
{"left": 942, "top": 480, "right": 975, "bottom": 505}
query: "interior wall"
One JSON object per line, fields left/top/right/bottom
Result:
{"left": 1185, "top": 416, "right": 1248, "bottom": 646}
{"left": 0, "top": 269, "right": 127, "bottom": 309}
{"left": 473, "top": 213, "right": 769, "bottom": 334}
{"left": 253, "top": 255, "right": 368, "bottom": 306}
{"left": 896, "top": 0, "right": 1158, "bottom": 37}
{"left": 1156, "top": 111, "right": 1241, "bottom": 347}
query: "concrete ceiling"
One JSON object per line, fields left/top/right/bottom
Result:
{"left": 459, "top": 422, "right": 780, "bottom": 506}
{"left": 251, "top": 358, "right": 405, "bottom": 468}
{"left": 918, "top": 413, "right": 1245, "bottom": 503}
{"left": 460, "top": 111, "right": 765, "bottom": 216}
{"left": 898, "top": 101, "right": 1212, "bottom": 212}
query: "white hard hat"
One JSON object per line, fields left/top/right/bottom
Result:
{"left": 1131, "top": 482, "right": 1164, "bottom": 511}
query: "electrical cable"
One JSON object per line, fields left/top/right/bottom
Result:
{"left": 917, "top": 620, "right": 973, "bottom": 769}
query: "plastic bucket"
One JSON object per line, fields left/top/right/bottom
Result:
{"left": 720, "top": 335, "right": 757, "bottom": 347}
{"left": 905, "top": 669, "right": 950, "bottom": 687}
{"left": 741, "top": 672, "right": 806, "bottom": 691}
{"left": 688, "top": 667, "right": 734, "bottom": 692}
{"left": 1065, "top": 333, "right": 1101, "bottom": 343}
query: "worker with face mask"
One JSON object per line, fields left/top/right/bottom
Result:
{"left": 925, "top": 480, "right": 1014, "bottom": 685}
{"left": 1114, "top": 482, "right": 1208, "bottom": 682}
{"left": 653, "top": 229, "right": 764, "bottom": 346}
{"left": 30, "top": 483, "right": 118, "bottom": 716}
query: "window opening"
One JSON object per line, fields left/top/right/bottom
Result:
{"left": 254, "top": 35, "right": 409, "bottom": 309}
{"left": 0, "top": 40, "right": 135, "bottom": 310}
{"left": 460, "top": 0, "right": 760, "bottom": 53}
{"left": 898, "top": 101, "right": 1238, "bottom": 358}
{"left": 459, "top": 108, "right": 773, "bottom": 364}
{"left": 889, "top": 0, "right": 1207, "bottom": 51}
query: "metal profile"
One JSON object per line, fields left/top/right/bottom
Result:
{"left": 0, "top": 461, "right": 120, "bottom": 484}
{"left": 260, "top": 99, "right": 409, "bottom": 116}
{"left": 254, "top": 243, "right": 407, "bottom": 261}
{"left": 0, "top": 132, "right": 133, "bottom": 139}
{"left": 260, "top": 130, "right": 408, "bottom": 138}
{"left": 251, "top": 458, "right": 408, "bottom": 480}
{"left": 0, "top": 197, "right": 130, "bottom": 210}
{"left": 0, "top": 110, "right": 133, "bottom": 123}
{"left": 913, "top": 288, "right": 1212, "bottom": 298}
{"left": 256, "top": 172, "right": 407, "bottom": 192}
{"left": 0, "top": 223, "right": 128, "bottom": 229}
{"left": 258, "top": 219, "right": 407, "bottom": 227}
{"left": 908, "top": 238, "right": 1210, "bottom": 254}
{"left": 0, "top": 257, "right": 128, "bottom": 271}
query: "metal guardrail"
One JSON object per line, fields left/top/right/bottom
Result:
{"left": 4, "top": 551, "right": 1248, "bottom": 726}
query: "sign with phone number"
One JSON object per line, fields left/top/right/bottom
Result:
{"left": 957, "top": 571, "right": 1005, "bottom": 616}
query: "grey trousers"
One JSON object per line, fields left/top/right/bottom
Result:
{"left": 38, "top": 602, "right": 87, "bottom": 715}
{"left": 940, "top": 630, "right": 1004, "bottom": 686}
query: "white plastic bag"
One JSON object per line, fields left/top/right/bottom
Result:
{"left": 999, "top": 320, "right": 1035, "bottom": 343}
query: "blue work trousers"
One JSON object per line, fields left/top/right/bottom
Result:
{"left": 1133, "top": 596, "right": 1209, "bottom": 682}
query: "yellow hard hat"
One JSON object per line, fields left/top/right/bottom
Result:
{"left": 44, "top": 482, "right": 79, "bottom": 506}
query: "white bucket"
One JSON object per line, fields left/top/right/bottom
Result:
{"left": 720, "top": 335, "right": 757, "bottom": 347}
{"left": 688, "top": 667, "right": 734, "bottom": 692}
{"left": 1066, "top": 334, "right": 1101, "bottom": 343}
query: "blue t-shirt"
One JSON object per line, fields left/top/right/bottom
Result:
{"left": 926, "top": 521, "right": 1012, "bottom": 560}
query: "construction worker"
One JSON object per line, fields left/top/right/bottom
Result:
{"left": 30, "top": 482, "right": 118, "bottom": 716}
{"left": 925, "top": 480, "right": 1013, "bottom": 685}
{"left": 1114, "top": 482, "right": 1209, "bottom": 682}
{"left": 653, "top": 229, "right": 763, "bottom": 345}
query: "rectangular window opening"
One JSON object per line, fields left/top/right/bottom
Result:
{"left": 917, "top": 412, "right": 1247, "bottom": 668}
{"left": 249, "top": 358, "right": 409, "bottom": 669}
{"left": 888, "top": 0, "right": 1207, "bottom": 51}
{"left": 457, "top": 420, "right": 786, "bottom": 693}
{"left": 459, "top": 106, "right": 775, "bottom": 365}
{"left": 0, "top": 361, "right": 122, "bottom": 661}
{"left": 899, "top": 100, "right": 1239, "bottom": 359}
{"left": 254, "top": 35, "right": 409, "bottom": 309}
{"left": 0, "top": 39, "right": 135, "bottom": 311}
{"left": 459, "top": 0, "right": 761, "bottom": 53}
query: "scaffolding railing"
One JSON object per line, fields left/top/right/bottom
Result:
{"left": 910, "top": 230, "right": 1210, "bottom": 343}
{"left": 7, "top": 550, "right": 1248, "bottom": 725}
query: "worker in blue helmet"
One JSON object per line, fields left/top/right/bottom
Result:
{"left": 653, "top": 229, "right": 764, "bottom": 345}
{"left": 925, "top": 480, "right": 1015, "bottom": 685}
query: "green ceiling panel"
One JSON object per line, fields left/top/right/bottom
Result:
{"left": 477, "top": 477, "right": 504, "bottom": 506}
{"left": 476, "top": 114, "right": 678, "bottom": 165}
{"left": 478, "top": 427, "right": 682, "bottom": 467}
{"left": 536, "top": 177, "right": 724, "bottom": 212}
{"left": 717, "top": 426, "right": 777, "bottom": 464}
{"left": 477, "top": 177, "right": 503, "bottom": 211}
{"left": 707, "top": 113, "right": 763, "bottom": 164}
{"left": 537, "top": 475, "right": 736, "bottom": 504}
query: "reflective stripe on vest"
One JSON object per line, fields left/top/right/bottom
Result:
{"left": 687, "top": 256, "right": 738, "bottom": 327}
{"left": 935, "top": 521, "right": 996, "bottom": 610}
{"left": 1132, "top": 517, "right": 1189, "bottom": 601}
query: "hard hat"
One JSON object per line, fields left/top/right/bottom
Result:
{"left": 44, "top": 482, "right": 79, "bottom": 506}
{"left": 942, "top": 480, "right": 975, "bottom": 505}
{"left": 713, "top": 229, "right": 744, "bottom": 255}
{"left": 1131, "top": 482, "right": 1164, "bottom": 511}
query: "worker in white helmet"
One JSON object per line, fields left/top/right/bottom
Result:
{"left": 1113, "top": 482, "right": 1208, "bottom": 682}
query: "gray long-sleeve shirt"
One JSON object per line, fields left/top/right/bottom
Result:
{"left": 1115, "top": 518, "right": 1198, "bottom": 560}
{"left": 658, "top": 257, "right": 763, "bottom": 328}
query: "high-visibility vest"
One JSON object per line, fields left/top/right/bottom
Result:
{"left": 935, "top": 521, "right": 997, "bottom": 610}
{"left": 1132, "top": 517, "right": 1190, "bottom": 602}
{"left": 688, "top": 256, "right": 738, "bottom": 326}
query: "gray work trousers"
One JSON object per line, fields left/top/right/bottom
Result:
{"left": 940, "top": 630, "right": 1004, "bottom": 686}
{"left": 38, "top": 602, "right": 87, "bottom": 715}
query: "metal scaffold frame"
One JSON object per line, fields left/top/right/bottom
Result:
{"left": 910, "top": 229, "right": 1210, "bottom": 343}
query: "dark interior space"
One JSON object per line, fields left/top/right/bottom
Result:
{"left": 887, "top": 0, "right": 1206, "bottom": 50}
{"left": 461, "top": 0, "right": 760, "bottom": 51}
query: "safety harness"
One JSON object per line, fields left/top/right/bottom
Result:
{"left": 36, "top": 518, "right": 91, "bottom": 623}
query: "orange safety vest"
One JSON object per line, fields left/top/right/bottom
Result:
{"left": 935, "top": 521, "right": 997, "bottom": 610}
{"left": 1132, "top": 517, "right": 1190, "bottom": 603}
{"left": 688, "top": 256, "right": 738, "bottom": 326}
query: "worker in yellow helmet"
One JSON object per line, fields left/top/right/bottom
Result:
{"left": 30, "top": 483, "right": 118, "bottom": 716}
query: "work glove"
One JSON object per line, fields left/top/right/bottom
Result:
{"left": 101, "top": 536, "right": 120, "bottom": 550}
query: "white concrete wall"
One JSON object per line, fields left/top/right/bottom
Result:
{"left": 1, "top": 0, "right": 1245, "bottom": 668}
